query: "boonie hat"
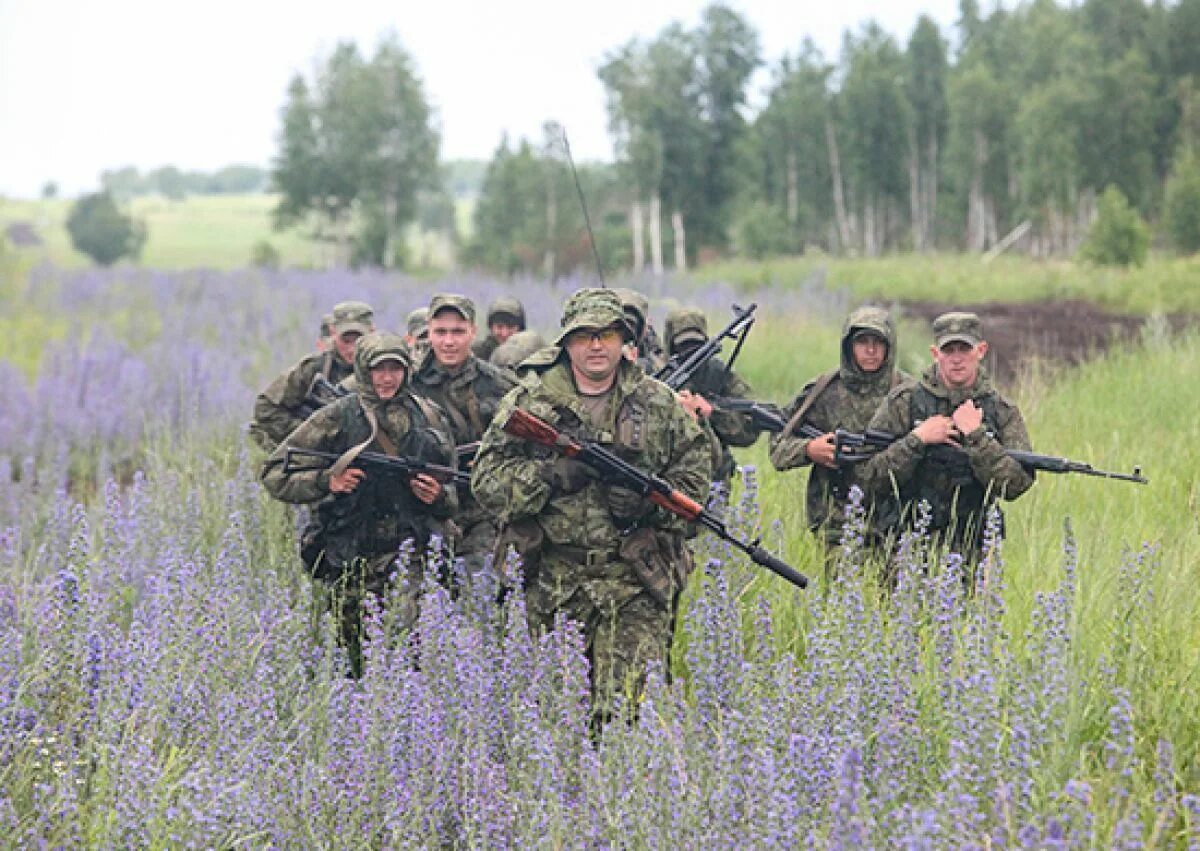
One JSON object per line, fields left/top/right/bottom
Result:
{"left": 554, "top": 288, "right": 632, "bottom": 347}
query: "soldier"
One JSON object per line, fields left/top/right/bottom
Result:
{"left": 614, "top": 287, "right": 666, "bottom": 373}
{"left": 490, "top": 328, "right": 548, "bottom": 375}
{"left": 261, "top": 332, "right": 458, "bottom": 676}
{"left": 250, "top": 301, "right": 374, "bottom": 453}
{"left": 859, "top": 311, "right": 1035, "bottom": 564}
{"left": 662, "top": 307, "right": 761, "bottom": 486}
{"left": 472, "top": 296, "right": 527, "bottom": 361}
{"left": 405, "top": 307, "right": 430, "bottom": 361}
{"left": 472, "top": 288, "right": 712, "bottom": 724}
{"left": 316, "top": 313, "right": 334, "bottom": 353}
{"left": 412, "top": 294, "right": 517, "bottom": 582}
{"left": 769, "top": 306, "right": 908, "bottom": 562}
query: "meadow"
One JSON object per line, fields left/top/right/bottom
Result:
{"left": 0, "top": 256, "right": 1197, "bottom": 847}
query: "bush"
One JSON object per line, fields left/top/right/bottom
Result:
{"left": 65, "top": 191, "right": 146, "bottom": 266}
{"left": 1164, "top": 148, "right": 1200, "bottom": 255}
{"left": 250, "top": 240, "right": 281, "bottom": 269}
{"left": 1079, "top": 185, "right": 1149, "bottom": 267}
{"left": 735, "top": 201, "right": 799, "bottom": 260}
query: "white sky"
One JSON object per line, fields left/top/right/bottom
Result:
{"left": 0, "top": 0, "right": 963, "bottom": 198}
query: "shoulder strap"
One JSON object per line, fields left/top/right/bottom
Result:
{"left": 783, "top": 369, "right": 838, "bottom": 437}
{"left": 330, "top": 400, "right": 380, "bottom": 478}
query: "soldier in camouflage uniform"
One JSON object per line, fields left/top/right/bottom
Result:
{"left": 316, "top": 313, "right": 334, "bottom": 353}
{"left": 472, "top": 288, "right": 712, "bottom": 724}
{"left": 405, "top": 307, "right": 430, "bottom": 362}
{"left": 662, "top": 307, "right": 761, "bottom": 487}
{"left": 250, "top": 301, "right": 374, "bottom": 453}
{"left": 614, "top": 287, "right": 667, "bottom": 373}
{"left": 412, "top": 294, "right": 518, "bottom": 582}
{"left": 261, "top": 332, "right": 458, "bottom": 676}
{"left": 472, "top": 296, "right": 527, "bottom": 361}
{"left": 859, "top": 312, "right": 1035, "bottom": 563}
{"left": 769, "top": 306, "right": 909, "bottom": 559}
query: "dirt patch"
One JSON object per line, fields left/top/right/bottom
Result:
{"left": 898, "top": 299, "right": 1191, "bottom": 385}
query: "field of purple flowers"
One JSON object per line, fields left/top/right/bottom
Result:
{"left": 1, "top": 265, "right": 1197, "bottom": 847}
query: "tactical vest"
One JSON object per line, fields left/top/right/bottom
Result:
{"left": 902, "top": 384, "right": 1005, "bottom": 537}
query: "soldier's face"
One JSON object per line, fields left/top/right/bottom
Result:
{"left": 566, "top": 326, "right": 626, "bottom": 383}
{"left": 932, "top": 340, "right": 988, "bottom": 388}
{"left": 334, "top": 331, "right": 363, "bottom": 363}
{"left": 369, "top": 361, "right": 407, "bottom": 399}
{"left": 429, "top": 311, "right": 477, "bottom": 369}
{"left": 851, "top": 333, "right": 888, "bottom": 373}
{"left": 489, "top": 319, "right": 521, "bottom": 345}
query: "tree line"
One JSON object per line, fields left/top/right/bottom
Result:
{"left": 273, "top": 0, "right": 1200, "bottom": 275}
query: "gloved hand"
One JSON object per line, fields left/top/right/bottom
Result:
{"left": 605, "top": 484, "right": 651, "bottom": 523}
{"left": 538, "top": 457, "right": 596, "bottom": 494}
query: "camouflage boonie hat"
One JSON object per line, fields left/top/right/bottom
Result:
{"left": 331, "top": 301, "right": 374, "bottom": 336}
{"left": 429, "top": 293, "right": 476, "bottom": 323}
{"left": 933, "top": 311, "right": 983, "bottom": 349}
{"left": 664, "top": 307, "right": 708, "bottom": 354}
{"left": 486, "top": 296, "right": 526, "bottom": 328}
{"left": 406, "top": 307, "right": 430, "bottom": 338}
{"left": 554, "top": 288, "right": 632, "bottom": 347}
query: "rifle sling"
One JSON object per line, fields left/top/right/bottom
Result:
{"left": 329, "top": 401, "right": 398, "bottom": 479}
{"left": 782, "top": 370, "right": 837, "bottom": 437}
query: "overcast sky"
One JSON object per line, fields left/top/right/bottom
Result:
{"left": 0, "top": 0, "right": 964, "bottom": 198}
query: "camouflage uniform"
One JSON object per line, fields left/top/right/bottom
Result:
{"left": 663, "top": 307, "right": 760, "bottom": 486}
{"left": 472, "top": 296, "right": 527, "bottom": 362}
{"left": 859, "top": 313, "right": 1035, "bottom": 560}
{"left": 250, "top": 301, "right": 372, "bottom": 453}
{"left": 615, "top": 287, "right": 667, "bottom": 374}
{"left": 769, "top": 306, "right": 909, "bottom": 549}
{"left": 405, "top": 307, "right": 430, "bottom": 363}
{"left": 261, "top": 332, "right": 458, "bottom": 674}
{"left": 472, "top": 289, "right": 712, "bottom": 722}
{"left": 413, "top": 294, "right": 518, "bottom": 579}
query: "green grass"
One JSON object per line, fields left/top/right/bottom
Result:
{"left": 697, "top": 252, "right": 1200, "bottom": 315}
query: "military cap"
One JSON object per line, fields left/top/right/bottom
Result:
{"left": 933, "top": 311, "right": 984, "bottom": 348}
{"left": 406, "top": 307, "right": 430, "bottom": 337}
{"left": 486, "top": 296, "right": 526, "bottom": 327}
{"left": 554, "top": 288, "right": 632, "bottom": 346}
{"left": 429, "top": 293, "right": 476, "bottom": 323}
{"left": 331, "top": 301, "right": 374, "bottom": 336}
{"left": 319, "top": 313, "right": 335, "bottom": 338}
{"left": 664, "top": 307, "right": 708, "bottom": 352}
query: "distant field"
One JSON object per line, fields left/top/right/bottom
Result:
{"left": 0, "top": 194, "right": 466, "bottom": 270}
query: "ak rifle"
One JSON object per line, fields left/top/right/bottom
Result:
{"left": 500, "top": 408, "right": 808, "bottom": 590}
{"left": 282, "top": 446, "right": 470, "bottom": 487}
{"left": 654, "top": 303, "right": 757, "bottom": 392}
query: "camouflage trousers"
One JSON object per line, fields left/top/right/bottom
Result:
{"left": 526, "top": 552, "right": 673, "bottom": 725}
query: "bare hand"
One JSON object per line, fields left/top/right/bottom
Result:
{"left": 329, "top": 468, "right": 366, "bottom": 494}
{"left": 678, "top": 389, "right": 714, "bottom": 419}
{"left": 409, "top": 473, "right": 442, "bottom": 505}
{"left": 913, "top": 415, "right": 961, "bottom": 446}
{"left": 805, "top": 432, "right": 838, "bottom": 468}
{"left": 952, "top": 399, "right": 984, "bottom": 436}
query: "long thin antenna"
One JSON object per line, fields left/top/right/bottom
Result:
{"left": 561, "top": 128, "right": 606, "bottom": 287}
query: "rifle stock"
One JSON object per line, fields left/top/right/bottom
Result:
{"left": 500, "top": 408, "right": 808, "bottom": 589}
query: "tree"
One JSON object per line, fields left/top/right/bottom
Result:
{"left": 906, "top": 16, "right": 949, "bottom": 250}
{"left": 1079, "top": 185, "right": 1149, "bottom": 266}
{"left": 271, "top": 36, "right": 440, "bottom": 268}
{"left": 1164, "top": 147, "right": 1200, "bottom": 253}
{"left": 66, "top": 192, "right": 146, "bottom": 266}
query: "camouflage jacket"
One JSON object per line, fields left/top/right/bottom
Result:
{"left": 859, "top": 364, "right": 1034, "bottom": 546}
{"left": 261, "top": 341, "right": 457, "bottom": 563}
{"left": 251, "top": 349, "right": 354, "bottom": 453}
{"left": 676, "top": 357, "right": 760, "bottom": 482}
{"left": 769, "top": 306, "right": 908, "bottom": 539}
{"left": 471, "top": 358, "right": 712, "bottom": 548}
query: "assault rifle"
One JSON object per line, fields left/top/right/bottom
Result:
{"left": 282, "top": 446, "right": 470, "bottom": 487}
{"left": 300, "top": 374, "right": 349, "bottom": 417}
{"left": 708, "top": 396, "right": 789, "bottom": 433}
{"left": 654, "top": 303, "right": 757, "bottom": 392}
{"left": 456, "top": 441, "right": 481, "bottom": 468}
{"left": 820, "top": 427, "right": 1148, "bottom": 484}
{"left": 500, "top": 408, "right": 809, "bottom": 590}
